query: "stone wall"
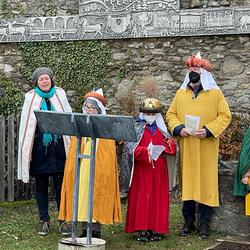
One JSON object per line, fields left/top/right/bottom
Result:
{"left": 0, "top": 35, "right": 249, "bottom": 115}
{"left": 0, "top": 0, "right": 78, "bottom": 18}
{"left": 0, "top": 1, "right": 249, "bottom": 117}
{"left": 103, "top": 35, "right": 250, "bottom": 114}
{"left": 1, "top": 0, "right": 250, "bottom": 17}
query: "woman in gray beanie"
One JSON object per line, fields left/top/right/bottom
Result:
{"left": 18, "top": 67, "right": 72, "bottom": 236}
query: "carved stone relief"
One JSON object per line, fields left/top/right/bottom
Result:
{"left": 180, "top": 8, "right": 250, "bottom": 36}
{"left": 0, "top": 0, "right": 249, "bottom": 43}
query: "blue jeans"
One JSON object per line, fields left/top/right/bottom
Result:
{"left": 35, "top": 174, "right": 63, "bottom": 222}
{"left": 182, "top": 200, "right": 213, "bottom": 221}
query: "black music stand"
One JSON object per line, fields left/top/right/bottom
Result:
{"left": 34, "top": 110, "right": 137, "bottom": 245}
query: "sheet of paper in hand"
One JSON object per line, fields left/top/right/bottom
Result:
{"left": 185, "top": 115, "right": 200, "bottom": 136}
{"left": 147, "top": 142, "right": 166, "bottom": 161}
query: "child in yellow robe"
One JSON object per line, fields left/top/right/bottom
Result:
{"left": 58, "top": 88, "right": 122, "bottom": 238}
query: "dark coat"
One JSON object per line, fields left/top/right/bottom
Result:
{"left": 30, "top": 98, "right": 66, "bottom": 176}
{"left": 30, "top": 125, "right": 66, "bottom": 176}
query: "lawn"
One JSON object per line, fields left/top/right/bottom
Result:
{"left": 0, "top": 200, "right": 223, "bottom": 250}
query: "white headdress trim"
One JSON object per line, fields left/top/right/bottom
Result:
{"left": 180, "top": 68, "right": 219, "bottom": 91}
{"left": 139, "top": 113, "right": 168, "bottom": 134}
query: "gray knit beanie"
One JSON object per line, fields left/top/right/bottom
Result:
{"left": 32, "top": 67, "right": 54, "bottom": 85}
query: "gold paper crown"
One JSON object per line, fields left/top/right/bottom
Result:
{"left": 139, "top": 98, "right": 162, "bottom": 113}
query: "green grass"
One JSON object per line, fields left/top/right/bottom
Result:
{"left": 0, "top": 200, "right": 223, "bottom": 250}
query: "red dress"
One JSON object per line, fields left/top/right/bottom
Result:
{"left": 125, "top": 126, "right": 176, "bottom": 234}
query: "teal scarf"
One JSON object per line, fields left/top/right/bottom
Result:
{"left": 35, "top": 87, "right": 58, "bottom": 146}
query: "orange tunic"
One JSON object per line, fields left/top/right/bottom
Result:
{"left": 58, "top": 137, "right": 122, "bottom": 224}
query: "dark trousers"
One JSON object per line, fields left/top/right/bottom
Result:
{"left": 35, "top": 174, "right": 63, "bottom": 222}
{"left": 182, "top": 200, "right": 213, "bottom": 222}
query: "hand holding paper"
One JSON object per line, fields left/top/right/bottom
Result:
{"left": 147, "top": 142, "right": 166, "bottom": 161}
{"left": 185, "top": 115, "right": 200, "bottom": 136}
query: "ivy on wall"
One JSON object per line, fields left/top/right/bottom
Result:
{"left": 1, "top": 0, "right": 27, "bottom": 19}
{"left": 17, "top": 40, "right": 111, "bottom": 111}
{"left": 1, "top": 0, "right": 12, "bottom": 19}
{"left": 0, "top": 74, "right": 24, "bottom": 116}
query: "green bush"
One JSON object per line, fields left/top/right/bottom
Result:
{"left": 0, "top": 74, "right": 23, "bottom": 116}
{"left": 17, "top": 40, "right": 111, "bottom": 111}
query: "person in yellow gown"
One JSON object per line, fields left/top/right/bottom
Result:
{"left": 166, "top": 53, "right": 231, "bottom": 239}
{"left": 58, "top": 88, "right": 122, "bottom": 238}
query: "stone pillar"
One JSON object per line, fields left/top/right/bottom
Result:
{"left": 211, "top": 160, "right": 250, "bottom": 237}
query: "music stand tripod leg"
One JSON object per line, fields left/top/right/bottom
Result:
{"left": 87, "top": 138, "right": 97, "bottom": 245}
{"left": 72, "top": 137, "right": 82, "bottom": 242}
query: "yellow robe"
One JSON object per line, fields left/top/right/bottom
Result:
{"left": 246, "top": 178, "right": 250, "bottom": 216}
{"left": 58, "top": 137, "right": 122, "bottom": 224}
{"left": 246, "top": 193, "right": 250, "bottom": 216}
{"left": 166, "top": 89, "right": 231, "bottom": 206}
{"left": 78, "top": 138, "right": 92, "bottom": 221}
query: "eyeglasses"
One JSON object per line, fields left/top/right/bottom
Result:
{"left": 83, "top": 104, "right": 98, "bottom": 111}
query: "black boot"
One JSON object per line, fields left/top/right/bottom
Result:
{"left": 79, "top": 229, "right": 87, "bottom": 238}
{"left": 136, "top": 230, "right": 150, "bottom": 242}
{"left": 149, "top": 231, "right": 162, "bottom": 241}
{"left": 92, "top": 230, "right": 101, "bottom": 238}
{"left": 199, "top": 220, "right": 210, "bottom": 240}
{"left": 80, "top": 222, "right": 101, "bottom": 238}
{"left": 198, "top": 203, "right": 213, "bottom": 240}
{"left": 179, "top": 218, "right": 196, "bottom": 237}
{"left": 79, "top": 229, "right": 101, "bottom": 238}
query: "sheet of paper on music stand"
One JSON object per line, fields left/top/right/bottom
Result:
{"left": 147, "top": 142, "right": 166, "bottom": 161}
{"left": 185, "top": 115, "right": 200, "bottom": 135}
